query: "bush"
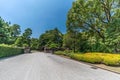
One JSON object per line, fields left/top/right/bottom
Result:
{"left": 71, "top": 53, "right": 103, "bottom": 63}
{"left": 54, "top": 51, "right": 73, "bottom": 57}
{"left": 55, "top": 51, "right": 120, "bottom": 66}
{"left": 54, "top": 51, "right": 65, "bottom": 55}
{"left": 82, "top": 54, "right": 103, "bottom": 63}
{"left": 70, "top": 54, "right": 84, "bottom": 61}
{"left": 103, "top": 55, "right": 120, "bottom": 66}
{"left": 0, "top": 44, "right": 24, "bottom": 58}
{"left": 71, "top": 53, "right": 120, "bottom": 66}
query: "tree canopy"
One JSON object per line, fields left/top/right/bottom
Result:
{"left": 1, "top": 0, "right": 120, "bottom": 53}
{"left": 66, "top": 0, "right": 120, "bottom": 53}
{"left": 39, "top": 28, "right": 63, "bottom": 50}
{"left": 0, "top": 17, "right": 21, "bottom": 44}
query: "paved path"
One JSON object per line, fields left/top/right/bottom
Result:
{"left": 0, "top": 52, "right": 120, "bottom": 80}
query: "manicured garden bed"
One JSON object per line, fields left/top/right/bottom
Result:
{"left": 55, "top": 51, "right": 120, "bottom": 66}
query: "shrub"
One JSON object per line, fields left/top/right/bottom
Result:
{"left": 71, "top": 53, "right": 103, "bottom": 63}
{"left": 83, "top": 54, "right": 102, "bottom": 63}
{"left": 54, "top": 51, "right": 65, "bottom": 55}
{"left": 0, "top": 44, "right": 24, "bottom": 58}
{"left": 54, "top": 51, "right": 73, "bottom": 57}
{"left": 55, "top": 51, "right": 120, "bottom": 66}
{"left": 103, "top": 55, "right": 120, "bottom": 66}
{"left": 70, "top": 54, "right": 84, "bottom": 61}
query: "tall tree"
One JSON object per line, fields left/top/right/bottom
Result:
{"left": 39, "top": 28, "right": 63, "bottom": 50}
{"left": 15, "top": 28, "right": 32, "bottom": 47}
{"left": 66, "top": 0, "right": 120, "bottom": 53}
{"left": 22, "top": 28, "right": 32, "bottom": 46}
{"left": 0, "top": 17, "right": 11, "bottom": 44}
{"left": 8, "top": 24, "right": 21, "bottom": 44}
{"left": 30, "top": 38, "right": 39, "bottom": 50}
{"left": 67, "top": 0, "right": 120, "bottom": 40}
{"left": 105, "top": 18, "right": 120, "bottom": 53}
{"left": 10, "top": 24, "right": 21, "bottom": 37}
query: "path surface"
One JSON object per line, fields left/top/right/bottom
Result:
{"left": 0, "top": 52, "right": 120, "bottom": 80}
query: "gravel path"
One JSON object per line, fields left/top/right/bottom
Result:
{"left": 0, "top": 52, "right": 120, "bottom": 80}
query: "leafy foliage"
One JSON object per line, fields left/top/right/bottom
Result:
{"left": 39, "top": 28, "right": 63, "bottom": 50}
{"left": 30, "top": 38, "right": 39, "bottom": 50}
{"left": 0, "top": 44, "right": 24, "bottom": 58}
{"left": 66, "top": 0, "right": 120, "bottom": 53}
{"left": 55, "top": 51, "right": 120, "bottom": 66}
{"left": 0, "top": 17, "right": 21, "bottom": 44}
{"left": 14, "top": 28, "right": 32, "bottom": 47}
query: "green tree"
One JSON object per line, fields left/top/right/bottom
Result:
{"left": 0, "top": 17, "right": 11, "bottom": 44}
{"left": 22, "top": 28, "right": 32, "bottom": 46}
{"left": 105, "top": 18, "right": 120, "bottom": 53}
{"left": 63, "top": 32, "right": 74, "bottom": 50}
{"left": 30, "top": 38, "right": 39, "bottom": 50}
{"left": 0, "top": 17, "right": 21, "bottom": 44}
{"left": 14, "top": 36, "right": 23, "bottom": 47}
{"left": 39, "top": 28, "right": 63, "bottom": 50}
{"left": 15, "top": 28, "right": 32, "bottom": 47}
{"left": 8, "top": 24, "right": 21, "bottom": 44}
{"left": 10, "top": 24, "right": 21, "bottom": 37}
{"left": 66, "top": 0, "right": 120, "bottom": 53}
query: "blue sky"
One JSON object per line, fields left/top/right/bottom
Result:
{"left": 0, "top": 0, "right": 74, "bottom": 38}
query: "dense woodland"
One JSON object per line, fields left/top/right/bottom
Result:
{"left": 0, "top": 0, "right": 120, "bottom": 53}
{"left": 65, "top": 0, "right": 120, "bottom": 53}
{"left": 0, "top": 17, "right": 32, "bottom": 47}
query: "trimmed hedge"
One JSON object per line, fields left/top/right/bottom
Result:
{"left": 0, "top": 45, "right": 24, "bottom": 58}
{"left": 55, "top": 51, "right": 120, "bottom": 66}
{"left": 54, "top": 51, "right": 65, "bottom": 55}
{"left": 71, "top": 53, "right": 103, "bottom": 64}
{"left": 102, "top": 55, "right": 120, "bottom": 66}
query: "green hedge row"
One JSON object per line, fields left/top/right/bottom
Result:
{"left": 0, "top": 45, "right": 24, "bottom": 58}
{"left": 54, "top": 51, "right": 120, "bottom": 66}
